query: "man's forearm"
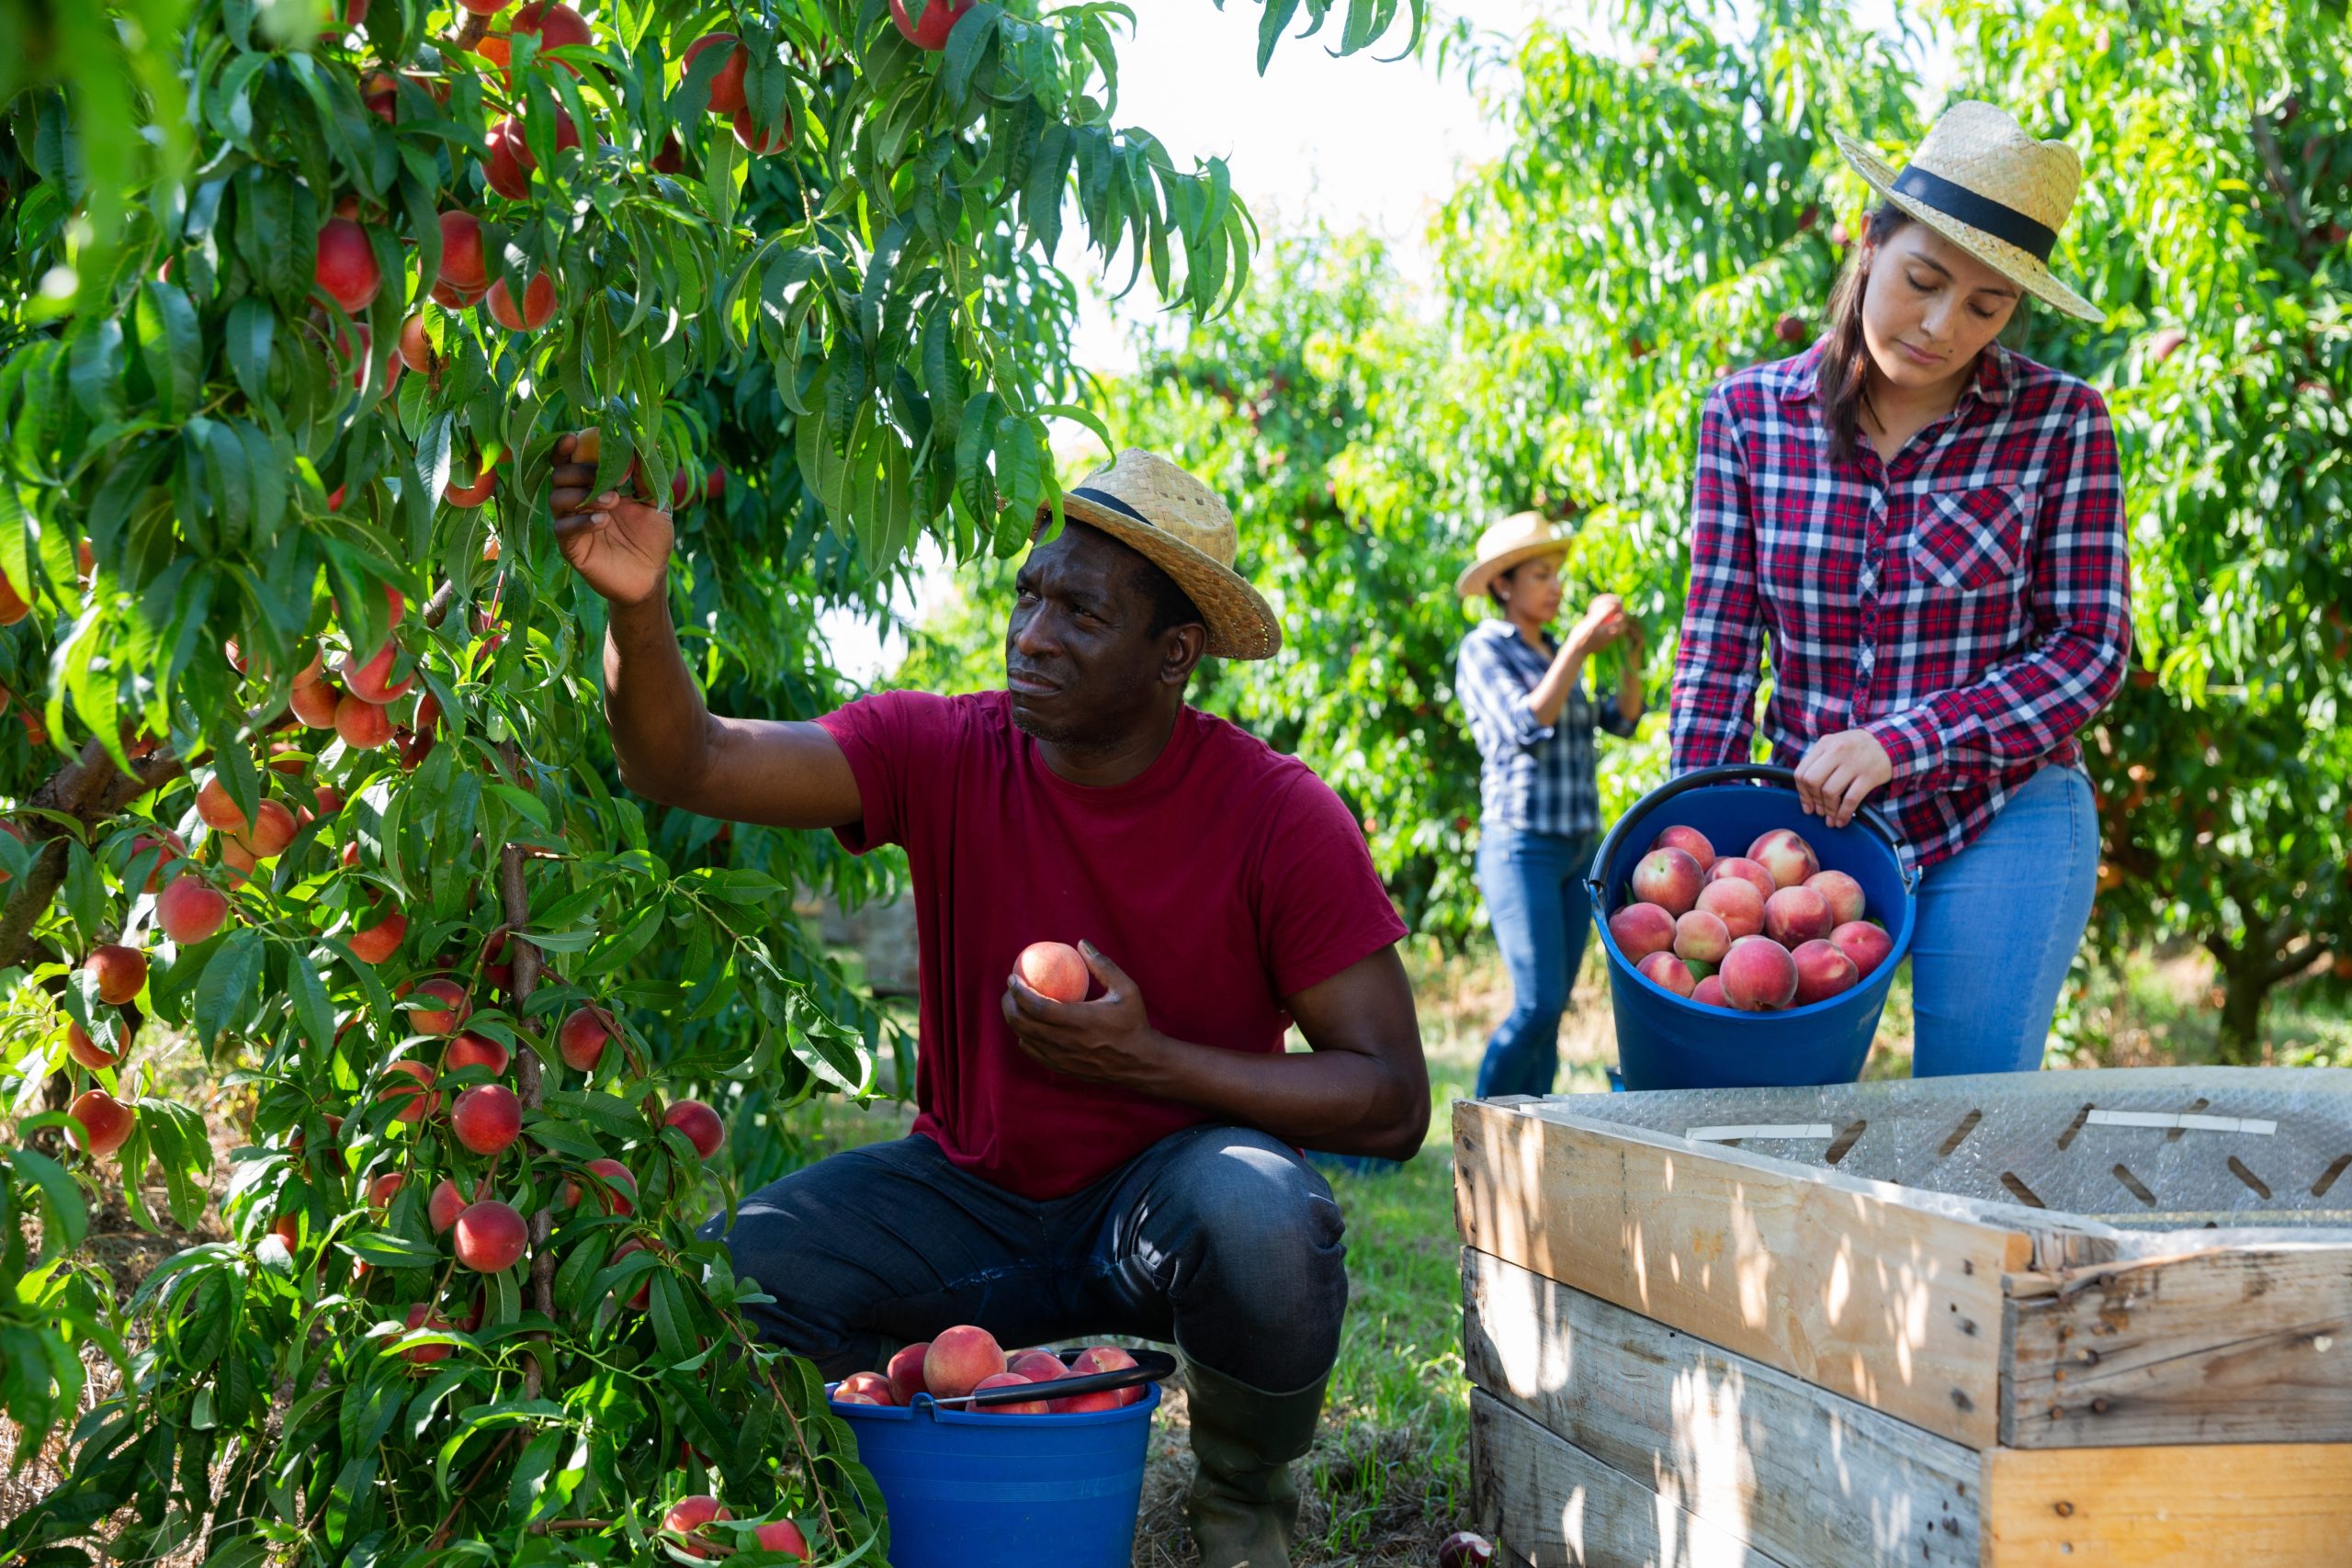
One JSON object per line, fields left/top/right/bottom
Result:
{"left": 602, "top": 590, "right": 714, "bottom": 804}
{"left": 1126, "top": 1032, "right": 1430, "bottom": 1160}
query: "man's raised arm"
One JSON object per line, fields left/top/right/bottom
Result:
{"left": 549, "top": 434, "right": 863, "bottom": 830}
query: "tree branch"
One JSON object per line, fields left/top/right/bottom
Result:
{"left": 2268, "top": 937, "right": 2331, "bottom": 987}
{"left": 498, "top": 739, "right": 557, "bottom": 1397}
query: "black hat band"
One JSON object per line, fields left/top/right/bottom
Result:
{"left": 1894, "top": 164, "right": 2057, "bottom": 262}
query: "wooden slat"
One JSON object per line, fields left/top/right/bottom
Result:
{"left": 1470, "top": 1389, "right": 1790, "bottom": 1567}
{"left": 1464, "top": 1248, "right": 1979, "bottom": 1567}
{"left": 2002, "top": 1243, "right": 2352, "bottom": 1446}
{"left": 1982, "top": 1443, "right": 2352, "bottom": 1564}
{"left": 1453, "top": 1099, "right": 2022, "bottom": 1448}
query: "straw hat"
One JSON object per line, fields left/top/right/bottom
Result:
{"left": 1040, "top": 449, "right": 1281, "bottom": 660}
{"left": 1454, "top": 512, "right": 1573, "bottom": 602}
{"left": 1835, "top": 101, "right": 2102, "bottom": 323}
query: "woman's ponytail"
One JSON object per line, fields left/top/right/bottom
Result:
{"left": 1815, "top": 202, "right": 1910, "bottom": 470}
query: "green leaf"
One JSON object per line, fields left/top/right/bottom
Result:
{"left": 223, "top": 298, "right": 274, "bottom": 404}
{"left": 192, "top": 928, "right": 263, "bottom": 1048}
{"left": 286, "top": 950, "right": 335, "bottom": 1052}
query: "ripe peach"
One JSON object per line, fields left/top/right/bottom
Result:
{"left": 887, "top": 1341, "right": 933, "bottom": 1404}
{"left": 1015, "top": 941, "right": 1088, "bottom": 1003}
{"left": 379, "top": 1059, "right": 437, "bottom": 1122}
{"left": 341, "top": 640, "right": 413, "bottom": 705}
{"left": 483, "top": 111, "right": 582, "bottom": 201}
{"left": 484, "top": 272, "right": 556, "bottom": 332}
{"left": 290, "top": 677, "right": 342, "bottom": 728}
{"left": 313, "top": 218, "right": 381, "bottom": 314}
{"left": 1705, "top": 855, "right": 1776, "bottom": 904}
{"left": 400, "top": 1303, "right": 457, "bottom": 1366}
{"left": 367, "top": 1171, "right": 406, "bottom": 1209}
{"left": 890, "top": 0, "right": 974, "bottom": 50}
{"left": 1049, "top": 1383, "right": 1125, "bottom": 1415}
{"left": 130, "top": 829, "right": 188, "bottom": 893}
{"left": 1806, "top": 869, "right": 1867, "bottom": 927}
{"left": 1830, "top": 920, "right": 1894, "bottom": 980}
{"left": 1630, "top": 847, "right": 1704, "bottom": 915}
{"left": 1671, "top": 909, "right": 1730, "bottom": 966}
{"left": 1762, "top": 886, "right": 1835, "bottom": 948}
{"left": 157, "top": 875, "right": 231, "bottom": 944}
{"left": 1720, "top": 936, "right": 1799, "bottom": 1012}
{"left": 923, "top": 1324, "right": 1005, "bottom": 1399}
{"left": 1747, "top": 829, "right": 1820, "bottom": 890}
{"left": 404, "top": 978, "right": 470, "bottom": 1035}
{"left": 336, "top": 691, "right": 396, "bottom": 750}
{"left": 1635, "top": 951, "right": 1695, "bottom": 998}
{"left": 683, "top": 32, "right": 747, "bottom": 112}
{"left": 557, "top": 1005, "right": 613, "bottom": 1071}
{"left": 67, "top": 1015, "right": 129, "bottom": 1069}
{"left": 85, "top": 944, "right": 148, "bottom": 1005}
{"left": 752, "top": 1520, "right": 808, "bottom": 1560}
{"left": 1690, "top": 975, "right": 1731, "bottom": 1010}
{"left": 664, "top": 1496, "right": 732, "bottom": 1560}
{"left": 1069, "top": 1344, "right": 1146, "bottom": 1403}
{"left": 451, "top": 1084, "right": 522, "bottom": 1154}
{"left": 1790, "top": 939, "right": 1860, "bottom": 1007}
{"left": 1605, "top": 902, "right": 1677, "bottom": 963}
{"left": 835, "top": 1371, "right": 896, "bottom": 1404}
{"left": 197, "top": 774, "right": 246, "bottom": 832}
{"left": 831, "top": 1390, "right": 882, "bottom": 1406}
{"left": 445, "top": 1032, "right": 510, "bottom": 1076}
{"left": 971, "top": 1371, "right": 1050, "bottom": 1414}
{"left": 514, "top": 2, "right": 592, "bottom": 64}
{"left": 239, "top": 799, "right": 299, "bottom": 858}
{"left": 560, "top": 1157, "right": 636, "bottom": 1215}
{"left": 663, "top": 1099, "right": 725, "bottom": 1159}
{"left": 1007, "top": 1350, "right": 1067, "bottom": 1383}
{"left": 1694, "top": 876, "right": 1765, "bottom": 940}
{"left": 396, "top": 312, "right": 437, "bottom": 374}
{"left": 350, "top": 905, "right": 407, "bottom": 964}
{"left": 611, "top": 1236, "right": 653, "bottom": 1309}
{"left": 437, "top": 210, "right": 488, "bottom": 293}
{"left": 730, "top": 107, "right": 792, "bottom": 154}
{"left": 454, "top": 1200, "right": 528, "bottom": 1272}
{"left": 428, "top": 1177, "right": 469, "bottom": 1234}
{"left": 69, "top": 1089, "right": 135, "bottom": 1156}
{"left": 1649, "top": 824, "right": 1715, "bottom": 871}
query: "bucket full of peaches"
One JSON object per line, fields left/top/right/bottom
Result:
{"left": 1587, "top": 764, "right": 1918, "bottom": 1090}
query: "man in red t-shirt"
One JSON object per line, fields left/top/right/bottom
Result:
{"left": 552, "top": 444, "right": 1426, "bottom": 1568}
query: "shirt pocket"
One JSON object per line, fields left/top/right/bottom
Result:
{"left": 1911, "top": 484, "right": 2029, "bottom": 594}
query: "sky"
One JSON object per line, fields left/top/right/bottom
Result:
{"left": 817, "top": 0, "right": 1538, "bottom": 682}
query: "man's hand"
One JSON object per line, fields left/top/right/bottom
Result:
{"left": 1794, "top": 728, "right": 1894, "bottom": 829}
{"left": 550, "top": 432, "right": 673, "bottom": 608}
{"left": 1001, "top": 942, "right": 1171, "bottom": 1089}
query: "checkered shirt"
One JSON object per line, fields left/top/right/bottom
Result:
{"left": 1668, "top": 340, "right": 2132, "bottom": 871}
{"left": 1456, "top": 616, "right": 1639, "bottom": 839}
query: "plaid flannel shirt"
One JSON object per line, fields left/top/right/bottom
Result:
{"left": 1668, "top": 340, "right": 2131, "bottom": 871}
{"left": 1456, "top": 617, "right": 1639, "bottom": 839}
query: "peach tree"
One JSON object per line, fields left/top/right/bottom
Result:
{"left": 0, "top": 0, "right": 1421, "bottom": 1560}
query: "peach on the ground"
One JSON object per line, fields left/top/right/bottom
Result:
{"left": 1720, "top": 935, "right": 1799, "bottom": 1012}
{"left": 1606, "top": 902, "right": 1677, "bottom": 963}
{"left": 1629, "top": 847, "right": 1704, "bottom": 916}
{"left": 1763, "top": 885, "right": 1836, "bottom": 948}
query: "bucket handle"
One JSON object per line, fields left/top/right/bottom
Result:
{"left": 924, "top": 1348, "right": 1177, "bottom": 1409}
{"left": 1585, "top": 762, "right": 1920, "bottom": 913}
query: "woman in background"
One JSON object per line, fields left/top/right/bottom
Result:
{"left": 1455, "top": 513, "right": 1643, "bottom": 1098}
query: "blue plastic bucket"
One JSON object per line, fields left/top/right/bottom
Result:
{"left": 1588, "top": 764, "right": 1919, "bottom": 1090}
{"left": 830, "top": 1382, "right": 1161, "bottom": 1568}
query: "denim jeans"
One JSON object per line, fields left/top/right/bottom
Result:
{"left": 1908, "top": 763, "right": 2098, "bottom": 1077}
{"left": 1475, "top": 827, "right": 1600, "bottom": 1099}
{"left": 701, "top": 1123, "right": 1349, "bottom": 1393}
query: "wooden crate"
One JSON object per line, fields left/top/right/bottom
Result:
{"left": 1453, "top": 1094, "right": 2352, "bottom": 1566}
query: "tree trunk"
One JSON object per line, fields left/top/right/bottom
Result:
{"left": 2214, "top": 957, "right": 2269, "bottom": 1065}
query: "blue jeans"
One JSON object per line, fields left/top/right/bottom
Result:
{"left": 1908, "top": 764, "right": 2098, "bottom": 1077}
{"left": 1475, "top": 827, "right": 1599, "bottom": 1099}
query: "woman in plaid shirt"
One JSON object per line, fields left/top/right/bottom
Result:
{"left": 1670, "top": 104, "right": 2131, "bottom": 1076}
{"left": 1455, "top": 513, "right": 1645, "bottom": 1097}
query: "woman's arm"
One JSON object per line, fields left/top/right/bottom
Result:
{"left": 1860, "top": 384, "right": 2131, "bottom": 789}
{"left": 1599, "top": 622, "right": 1646, "bottom": 735}
{"left": 1670, "top": 392, "right": 1767, "bottom": 771}
{"left": 1527, "top": 597, "right": 1625, "bottom": 728}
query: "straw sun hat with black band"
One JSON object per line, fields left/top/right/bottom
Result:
{"left": 1835, "top": 100, "right": 2103, "bottom": 324}
{"left": 1035, "top": 449, "right": 1282, "bottom": 660}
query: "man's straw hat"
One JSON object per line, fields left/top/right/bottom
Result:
{"left": 1040, "top": 449, "right": 1280, "bottom": 660}
{"left": 1454, "top": 512, "right": 1572, "bottom": 602}
{"left": 1835, "top": 101, "right": 2102, "bottom": 324}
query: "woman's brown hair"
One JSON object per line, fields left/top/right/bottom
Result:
{"left": 1815, "top": 201, "right": 1912, "bottom": 470}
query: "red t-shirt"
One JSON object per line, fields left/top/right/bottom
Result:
{"left": 818, "top": 690, "right": 1407, "bottom": 1200}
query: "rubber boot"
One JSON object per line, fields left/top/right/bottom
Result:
{"left": 1182, "top": 1357, "right": 1329, "bottom": 1568}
